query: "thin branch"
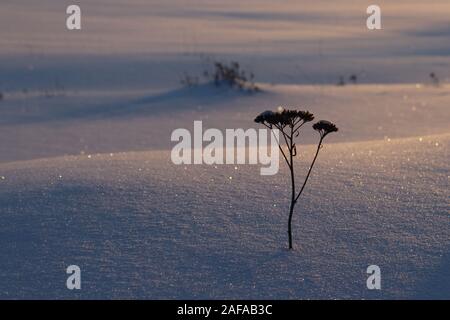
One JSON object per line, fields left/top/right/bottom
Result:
{"left": 263, "top": 124, "right": 290, "bottom": 167}
{"left": 293, "top": 120, "right": 307, "bottom": 133}
{"left": 273, "top": 124, "right": 292, "bottom": 152}
{"left": 281, "top": 128, "right": 292, "bottom": 152}
{"left": 276, "top": 134, "right": 291, "bottom": 168}
{"left": 293, "top": 118, "right": 302, "bottom": 127}
{"left": 294, "top": 138, "right": 323, "bottom": 203}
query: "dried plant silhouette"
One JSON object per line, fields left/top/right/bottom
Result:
{"left": 208, "top": 61, "right": 259, "bottom": 92}
{"left": 429, "top": 72, "right": 440, "bottom": 87}
{"left": 181, "top": 60, "right": 259, "bottom": 92}
{"left": 255, "top": 109, "right": 338, "bottom": 250}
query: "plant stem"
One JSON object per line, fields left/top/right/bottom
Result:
{"left": 288, "top": 125, "right": 296, "bottom": 250}
{"left": 294, "top": 138, "right": 323, "bottom": 203}
{"left": 264, "top": 124, "right": 290, "bottom": 168}
{"left": 266, "top": 123, "right": 322, "bottom": 250}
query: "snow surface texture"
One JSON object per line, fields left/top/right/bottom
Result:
{"left": 0, "top": 134, "right": 448, "bottom": 299}
{"left": 0, "top": 0, "right": 449, "bottom": 299}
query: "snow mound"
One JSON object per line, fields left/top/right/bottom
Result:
{"left": 0, "top": 134, "right": 448, "bottom": 299}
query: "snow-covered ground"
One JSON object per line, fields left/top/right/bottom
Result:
{"left": 0, "top": 0, "right": 449, "bottom": 299}
{"left": 0, "top": 132, "right": 449, "bottom": 299}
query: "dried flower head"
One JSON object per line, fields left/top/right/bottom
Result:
{"left": 254, "top": 110, "right": 275, "bottom": 123}
{"left": 297, "top": 110, "right": 315, "bottom": 122}
{"left": 313, "top": 120, "right": 338, "bottom": 138}
{"left": 255, "top": 109, "right": 314, "bottom": 128}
